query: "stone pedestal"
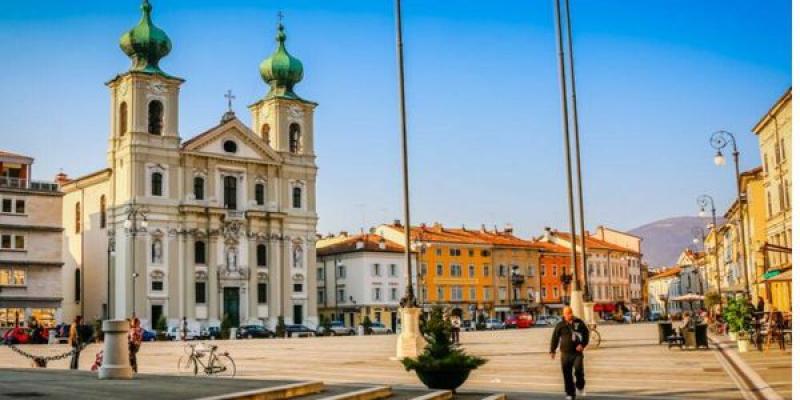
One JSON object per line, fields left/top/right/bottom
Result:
{"left": 583, "top": 302, "right": 596, "bottom": 325}
{"left": 395, "top": 307, "right": 425, "bottom": 359}
{"left": 98, "top": 320, "right": 133, "bottom": 380}
{"left": 569, "top": 290, "right": 585, "bottom": 320}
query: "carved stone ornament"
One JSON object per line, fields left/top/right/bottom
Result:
{"left": 149, "top": 81, "right": 168, "bottom": 95}
{"left": 288, "top": 105, "right": 304, "bottom": 121}
{"left": 223, "top": 220, "right": 243, "bottom": 243}
{"left": 292, "top": 273, "right": 304, "bottom": 282}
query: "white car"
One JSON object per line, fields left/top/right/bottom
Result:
{"left": 535, "top": 316, "right": 560, "bottom": 327}
{"left": 166, "top": 326, "right": 201, "bottom": 340}
{"left": 484, "top": 318, "right": 505, "bottom": 330}
{"left": 318, "top": 321, "right": 356, "bottom": 336}
{"left": 369, "top": 322, "right": 393, "bottom": 335}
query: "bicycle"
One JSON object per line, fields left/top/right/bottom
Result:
{"left": 588, "top": 323, "right": 601, "bottom": 349}
{"left": 178, "top": 343, "right": 236, "bottom": 377}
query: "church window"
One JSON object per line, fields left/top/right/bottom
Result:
{"left": 195, "top": 281, "right": 206, "bottom": 304}
{"left": 151, "top": 172, "right": 163, "bottom": 196}
{"left": 194, "top": 241, "right": 206, "bottom": 265}
{"left": 292, "top": 186, "right": 302, "bottom": 209}
{"left": 119, "top": 102, "right": 128, "bottom": 136}
{"left": 223, "top": 176, "right": 237, "bottom": 210}
{"left": 289, "top": 123, "right": 301, "bottom": 154}
{"left": 148, "top": 100, "right": 164, "bottom": 135}
{"left": 193, "top": 176, "right": 204, "bottom": 200}
{"left": 150, "top": 271, "right": 164, "bottom": 292}
{"left": 257, "top": 244, "right": 267, "bottom": 267}
{"left": 261, "top": 124, "right": 270, "bottom": 145}
{"left": 75, "top": 202, "right": 81, "bottom": 233}
{"left": 99, "top": 195, "right": 106, "bottom": 229}
{"left": 223, "top": 140, "right": 237, "bottom": 153}
{"left": 74, "top": 269, "right": 81, "bottom": 302}
{"left": 258, "top": 283, "right": 268, "bottom": 303}
{"left": 255, "top": 183, "right": 265, "bottom": 205}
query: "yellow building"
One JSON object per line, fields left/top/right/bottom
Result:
{"left": 753, "top": 88, "right": 792, "bottom": 311}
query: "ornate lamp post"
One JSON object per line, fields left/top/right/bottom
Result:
{"left": 697, "top": 194, "right": 723, "bottom": 297}
{"left": 412, "top": 238, "right": 427, "bottom": 309}
{"left": 709, "top": 130, "right": 751, "bottom": 299}
{"left": 560, "top": 272, "right": 573, "bottom": 306}
{"left": 123, "top": 204, "right": 148, "bottom": 317}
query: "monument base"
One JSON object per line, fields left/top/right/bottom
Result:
{"left": 569, "top": 290, "right": 585, "bottom": 320}
{"left": 395, "top": 306, "right": 425, "bottom": 359}
{"left": 98, "top": 320, "right": 133, "bottom": 380}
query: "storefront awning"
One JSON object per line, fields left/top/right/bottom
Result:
{"left": 763, "top": 269, "right": 783, "bottom": 280}
{"left": 765, "top": 269, "right": 792, "bottom": 282}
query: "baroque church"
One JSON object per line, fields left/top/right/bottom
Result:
{"left": 60, "top": 0, "right": 319, "bottom": 330}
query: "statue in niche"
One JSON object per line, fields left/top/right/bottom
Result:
{"left": 226, "top": 247, "right": 238, "bottom": 272}
{"left": 151, "top": 239, "right": 163, "bottom": 264}
{"left": 292, "top": 243, "right": 303, "bottom": 269}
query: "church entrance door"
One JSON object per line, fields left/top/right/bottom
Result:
{"left": 223, "top": 287, "right": 240, "bottom": 327}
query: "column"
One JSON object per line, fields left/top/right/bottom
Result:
{"left": 248, "top": 237, "right": 258, "bottom": 322}
{"left": 267, "top": 235, "right": 280, "bottom": 327}
{"left": 208, "top": 234, "right": 219, "bottom": 321}
{"left": 184, "top": 233, "right": 195, "bottom": 319}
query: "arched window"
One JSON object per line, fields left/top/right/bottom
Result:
{"left": 193, "top": 176, "right": 204, "bottom": 200}
{"left": 194, "top": 241, "right": 206, "bottom": 265}
{"left": 74, "top": 268, "right": 81, "bottom": 303}
{"left": 151, "top": 172, "right": 163, "bottom": 196}
{"left": 223, "top": 176, "right": 237, "bottom": 210}
{"left": 292, "top": 186, "right": 302, "bottom": 209}
{"left": 99, "top": 195, "right": 107, "bottom": 229}
{"left": 261, "top": 124, "right": 270, "bottom": 145}
{"left": 75, "top": 202, "right": 81, "bottom": 233}
{"left": 257, "top": 244, "right": 267, "bottom": 267}
{"left": 255, "top": 183, "right": 265, "bottom": 205}
{"left": 148, "top": 100, "right": 164, "bottom": 135}
{"left": 289, "top": 123, "right": 301, "bottom": 153}
{"left": 119, "top": 102, "right": 128, "bottom": 136}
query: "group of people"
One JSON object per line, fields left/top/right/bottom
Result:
{"left": 67, "top": 315, "right": 144, "bottom": 373}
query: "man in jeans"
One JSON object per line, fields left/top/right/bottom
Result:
{"left": 67, "top": 315, "right": 83, "bottom": 370}
{"left": 550, "top": 307, "right": 590, "bottom": 400}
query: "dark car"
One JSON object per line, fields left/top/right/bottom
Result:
{"left": 237, "top": 325, "right": 275, "bottom": 339}
{"left": 142, "top": 328, "right": 157, "bottom": 342}
{"left": 285, "top": 324, "right": 316, "bottom": 337}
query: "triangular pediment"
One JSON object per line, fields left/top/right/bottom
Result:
{"left": 181, "top": 117, "right": 282, "bottom": 163}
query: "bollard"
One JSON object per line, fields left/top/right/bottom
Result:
{"left": 229, "top": 328, "right": 238, "bottom": 340}
{"left": 98, "top": 320, "right": 133, "bottom": 379}
{"left": 47, "top": 329, "right": 57, "bottom": 345}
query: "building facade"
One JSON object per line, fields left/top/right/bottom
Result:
{"left": 0, "top": 151, "right": 63, "bottom": 330}
{"left": 316, "top": 233, "right": 415, "bottom": 331}
{"left": 647, "top": 267, "right": 681, "bottom": 317}
{"left": 60, "top": 2, "right": 318, "bottom": 330}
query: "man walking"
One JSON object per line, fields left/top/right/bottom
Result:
{"left": 67, "top": 315, "right": 83, "bottom": 370}
{"left": 550, "top": 306, "right": 590, "bottom": 400}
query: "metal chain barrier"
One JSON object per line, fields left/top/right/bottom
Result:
{"left": 4, "top": 336, "right": 97, "bottom": 368}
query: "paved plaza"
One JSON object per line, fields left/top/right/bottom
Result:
{"left": 0, "top": 323, "right": 788, "bottom": 399}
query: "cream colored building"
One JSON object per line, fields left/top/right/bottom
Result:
{"left": 60, "top": 3, "right": 318, "bottom": 330}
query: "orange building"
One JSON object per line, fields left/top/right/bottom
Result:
{"left": 534, "top": 241, "right": 573, "bottom": 314}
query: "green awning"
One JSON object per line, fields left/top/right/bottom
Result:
{"left": 763, "top": 269, "right": 782, "bottom": 280}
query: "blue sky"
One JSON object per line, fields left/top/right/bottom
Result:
{"left": 0, "top": 1, "right": 790, "bottom": 238}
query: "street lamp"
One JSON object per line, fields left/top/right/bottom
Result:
{"left": 697, "top": 194, "right": 722, "bottom": 297}
{"left": 124, "top": 203, "right": 149, "bottom": 318}
{"left": 412, "top": 238, "right": 427, "bottom": 309}
{"left": 560, "top": 271, "right": 573, "bottom": 306}
{"left": 709, "top": 130, "right": 751, "bottom": 299}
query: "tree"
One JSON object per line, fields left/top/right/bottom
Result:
{"left": 361, "top": 315, "right": 373, "bottom": 335}
{"left": 275, "top": 316, "right": 287, "bottom": 338}
{"left": 320, "top": 315, "right": 332, "bottom": 336}
{"left": 476, "top": 314, "right": 487, "bottom": 331}
{"left": 220, "top": 314, "right": 233, "bottom": 339}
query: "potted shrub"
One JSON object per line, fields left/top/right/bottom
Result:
{"left": 319, "top": 315, "right": 332, "bottom": 336}
{"left": 724, "top": 298, "right": 752, "bottom": 352}
{"left": 476, "top": 314, "right": 487, "bottom": 331}
{"left": 401, "top": 307, "right": 486, "bottom": 392}
{"left": 220, "top": 314, "right": 232, "bottom": 340}
{"left": 361, "top": 315, "right": 373, "bottom": 336}
{"left": 155, "top": 315, "right": 169, "bottom": 341}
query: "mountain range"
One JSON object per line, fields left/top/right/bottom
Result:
{"left": 628, "top": 216, "right": 714, "bottom": 268}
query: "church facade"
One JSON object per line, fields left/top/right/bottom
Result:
{"left": 60, "top": 0, "right": 318, "bottom": 330}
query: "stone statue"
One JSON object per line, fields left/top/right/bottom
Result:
{"left": 151, "top": 239, "right": 163, "bottom": 264}
{"left": 226, "top": 247, "right": 238, "bottom": 271}
{"left": 292, "top": 243, "right": 303, "bottom": 269}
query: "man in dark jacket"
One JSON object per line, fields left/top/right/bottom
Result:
{"left": 550, "top": 306, "right": 590, "bottom": 399}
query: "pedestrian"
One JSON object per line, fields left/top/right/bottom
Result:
{"left": 449, "top": 314, "right": 462, "bottom": 344}
{"left": 128, "top": 317, "right": 143, "bottom": 373}
{"left": 550, "top": 306, "right": 590, "bottom": 400}
{"left": 68, "top": 315, "right": 83, "bottom": 370}
{"left": 181, "top": 316, "right": 188, "bottom": 341}
{"left": 756, "top": 296, "right": 765, "bottom": 313}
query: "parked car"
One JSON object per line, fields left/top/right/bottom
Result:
{"left": 534, "top": 315, "right": 560, "bottom": 327}
{"left": 461, "top": 320, "right": 476, "bottom": 331}
{"left": 647, "top": 312, "right": 662, "bottom": 322}
{"left": 237, "top": 325, "right": 275, "bottom": 339}
{"left": 369, "top": 322, "right": 393, "bottom": 335}
{"left": 142, "top": 328, "right": 157, "bottom": 342}
{"left": 2, "top": 327, "right": 31, "bottom": 345}
{"left": 317, "top": 321, "right": 355, "bottom": 336}
{"left": 285, "top": 324, "right": 316, "bottom": 337}
{"left": 484, "top": 318, "right": 505, "bottom": 330}
{"left": 165, "top": 326, "right": 201, "bottom": 341}
{"left": 504, "top": 314, "right": 533, "bottom": 329}
{"left": 200, "top": 326, "right": 222, "bottom": 339}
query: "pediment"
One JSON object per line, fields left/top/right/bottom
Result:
{"left": 182, "top": 118, "right": 282, "bottom": 163}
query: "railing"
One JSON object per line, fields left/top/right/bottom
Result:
{"left": 0, "top": 177, "right": 59, "bottom": 192}
{"left": 226, "top": 210, "right": 245, "bottom": 220}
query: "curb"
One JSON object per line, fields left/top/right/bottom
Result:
{"left": 708, "top": 334, "right": 782, "bottom": 400}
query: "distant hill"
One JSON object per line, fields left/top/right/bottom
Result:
{"left": 628, "top": 216, "right": 714, "bottom": 268}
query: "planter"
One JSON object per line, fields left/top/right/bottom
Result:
{"left": 737, "top": 338, "right": 750, "bottom": 353}
{"left": 414, "top": 369, "right": 472, "bottom": 391}
{"left": 728, "top": 331, "right": 738, "bottom": 341}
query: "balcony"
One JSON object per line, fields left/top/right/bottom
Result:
{"left": 225, "top": 210, "right": 245, "bottom": 220}
{"left": 0, "top": 177, "right": 59, "bottom": 192}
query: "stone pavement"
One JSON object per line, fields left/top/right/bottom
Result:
{"left": 0, "top": 323, "right": 761, "bottom": 399}
{"left": 710, "top": 334, "right": 792, "bottom": 400}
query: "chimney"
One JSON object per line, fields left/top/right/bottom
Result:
{"left": 393, "top": 219, "right": 402, "bottom": 227}
{"left": 378, "top": 237, "right": 386, "bottom": 250}
{"left": 54, "top": 170, "right": 69, "bottom": 186}
{"left": 480, "top": 224, "right": 487, "bottom": 233}
{"left": 355, "top": 240, "right": 365, "bottom": 249}
{"left": 504, "top": 223, "right": 513, "bottom": 234}
{"left": 543, "top": 227, "right": 553, "bottom": 241}
{"left": 432, "top": 222, "right": 443, "bottom": 232}
{"left": 339, "top": 231, "right": 348, "bottom": 237}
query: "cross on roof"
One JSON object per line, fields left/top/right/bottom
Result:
{"left": 277, "top": 11, "right": 284, "bottom": 24}
{"left": 224, "top": 90, "right": 236, "bottom": 112}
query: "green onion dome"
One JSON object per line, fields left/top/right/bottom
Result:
{"left": 119, "top": 0, "right": 172, "bottom": 75}
{"left": 259, "top": 23, "right": 304, "bottom": 99}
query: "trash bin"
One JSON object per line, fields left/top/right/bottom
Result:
{"left": 658, "top": 322, "right": 673, "bottom": 344}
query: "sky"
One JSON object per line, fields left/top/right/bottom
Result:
{"left": 0, "top": 0, "right": 791, "bottom": 239}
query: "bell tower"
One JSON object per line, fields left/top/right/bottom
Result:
{"left": 249, "top": 22, "right": 316, "bottom": 157}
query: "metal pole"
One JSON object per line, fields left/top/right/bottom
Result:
{"left": 553, "top": 0, "right": 580, "bottom": 290}
{"left": 732, "top": 148, "right": 752, "bottom": 299}
{"left": 394, "top": 0, "right": 415, "bottom": 307}
{"left": 563, "top": 0, "right": 589, "bottom": 299}
{"left": 711, "top": 206, "right": 722, "bottom": 296}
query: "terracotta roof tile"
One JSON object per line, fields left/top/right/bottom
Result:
{"left": 317, "top": 233, "right": 406, "bottom": 256}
